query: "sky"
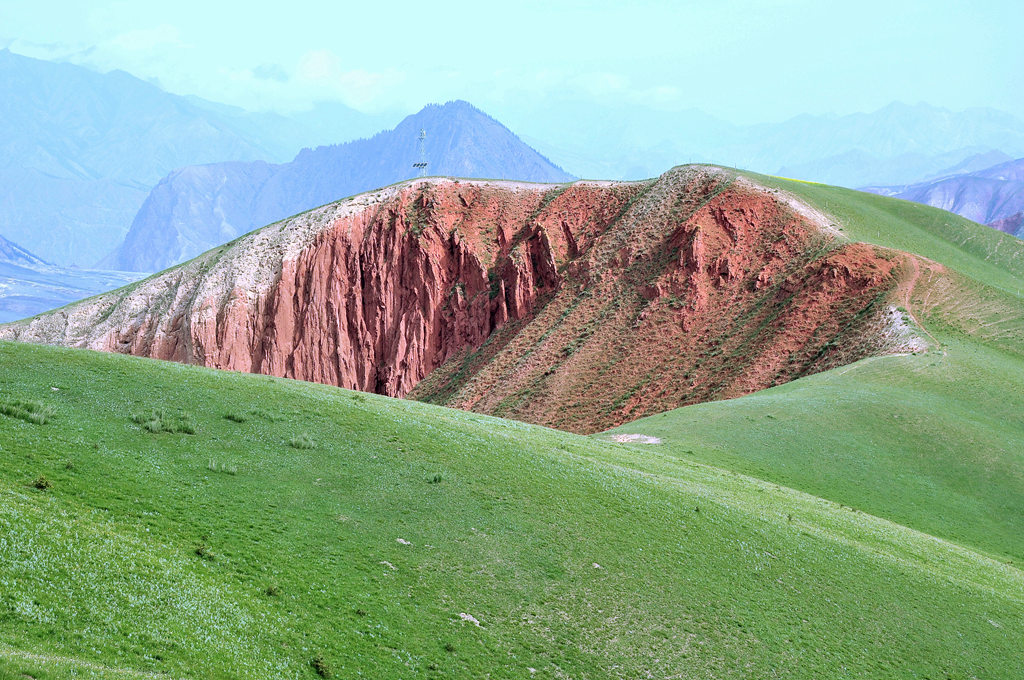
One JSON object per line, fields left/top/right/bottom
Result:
{"left": 1, "top": 0, "right": 1022, "bottom": 125}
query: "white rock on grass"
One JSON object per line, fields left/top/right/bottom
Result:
{"left": 459, "top": 612, "right": 482, "bottom": 627}
{"left": 607, "top": 433, "right": 662, "bottom": 444}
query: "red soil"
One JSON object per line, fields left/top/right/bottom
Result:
{"left": 1, "top": 168, "right": 923, "bottom": 433}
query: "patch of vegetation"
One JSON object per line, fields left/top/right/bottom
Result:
{"left": 487, "top": 269, "right": 502, "bottom": 299}
{"left": 31, "top": 475, "right": 52, "bottom": 491}
{"left": 405, "top": 191, "right": 430, "bottom": 236}
{"left": 132, "top": 408, "right": 196, "bottom": 434}
{"left": 310, "top": 654, "right": 332, "bottom": 678}
{"left": 288, "top": 433, "right": 316, "bottom": 449}
{"left": 0, "top": 397, "right": 54, "bottom": 425}
{"left": 224, "top": 411, "right": 248, "bottom": 423}
{"left": 207, "top": 459, "right": 238, "bottom": 475}
{"left": 248, "top": 407, "right": 283, "bottom": 422}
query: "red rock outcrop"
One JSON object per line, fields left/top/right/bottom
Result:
{"left": 0, "top": 167, "right": 925, "bottom": 433}
{"left": 990, "top": 211, "right": 1023, "bottom": 237}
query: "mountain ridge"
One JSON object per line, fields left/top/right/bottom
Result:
{"left": 518, "top": 100, "right": 1024, "bottom": 186}
{"left": 0, "top": 232, "right": 141, "bottom": 323}
{"left": 104, "top": 100, "right": 574, "bottom": 272}
{"left": 863, "top": 157, "right": 1024, "bottom": 237}
{"left": 0, "top": 233, "right": 46, "bottom": 268}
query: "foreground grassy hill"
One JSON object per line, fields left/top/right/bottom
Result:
{"left": 612, "top": 174, "right": 1024, "bottom": 564}
{"left": 1, "top": 340, "right": 1022, "bottom": 678}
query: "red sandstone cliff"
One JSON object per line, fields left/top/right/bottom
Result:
{"left": 0, "top": 167, "right": 925, "bottom": 432}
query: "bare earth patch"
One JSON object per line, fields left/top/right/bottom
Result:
{"left": 607, "top": 434, "right": 663, "bottom": 444}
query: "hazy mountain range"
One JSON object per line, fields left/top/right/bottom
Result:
{"left": 864, "top": 157, "right": 1024, "bottom": 239}
{"left": 4, "top": 48, "right": 1024, "bottom": 274}
{"left": 105, "top": 101, "right": 573, "bottom": 272}
{"left": 512, "top": 100, "right": 1024, "bottom": 187}
{"left": 0, "top": 49, "right": 386, "bottom": 267}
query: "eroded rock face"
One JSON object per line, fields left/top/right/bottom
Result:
{"left": 991, "top": 211, "right": 1023, "bottom": 239}
{"left": 0, "top": 167, "right": 924, "bottom": 432}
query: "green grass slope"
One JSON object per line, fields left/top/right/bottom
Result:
{"left": 1, "top": 341, "right": 1023, "bottom": 678}
{"left": 748, "top": 170, "right": 1024, "bottom": 294}
{"left": 612, "top": 173, "right": 1024, "bottom": 564}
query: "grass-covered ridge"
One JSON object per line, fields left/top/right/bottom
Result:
{"left": 611, "top": 173, "right": 1024, "bottom": 564}
{"left": 1, "top": 340, "right": 1023, "bottom": 678}
{"left": 745, "top": 169, "right": 1024, "bottom": 295}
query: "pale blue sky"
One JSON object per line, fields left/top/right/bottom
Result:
{"left": 1, "top": 0, "right": 1021, "bottom": 124}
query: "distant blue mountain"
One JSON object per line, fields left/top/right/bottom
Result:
{"left": 863, "top": 157, "right": 1024, "bottom": 239}
{"left": 0, "top": 49, "right": 378, "bottom": 267}
{"left": 106, "top": 101, "right": 574, "bottom": 272}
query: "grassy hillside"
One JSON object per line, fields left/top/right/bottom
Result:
{"left": 1, "top": 340, "right": 1022, "bottom": 678}
{"left": 747, "top": 170, "right": 1024, "bottom": 294}
{"left": 612, "top": 175, "right": 1024, "bottom": 564}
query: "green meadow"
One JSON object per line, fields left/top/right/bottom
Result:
{"left": 1, "top": 340, "right": 1021, "bottom": 678}
{"left": 2, "top": 169, "right": 1023, "bottom": 677}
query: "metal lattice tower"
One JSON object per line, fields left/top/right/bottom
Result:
{"left": 412, "top": 128, "right": 428, "bottom": 178}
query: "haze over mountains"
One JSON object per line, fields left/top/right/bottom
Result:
{"left": 864, "top": 157, "right": 1024, "bottom": 239}
{"left": 0, "top": 49, "right": 385, "bottom": 267}
{"left": 516, "top": 101, "right": 1024, "bottom": 187}
{"left": 5, "top": 49, "right": 1024, "bottom": 274}
{"left": 105, "top": 101, "right": 574, "bottom": 272}
{"left": 0, "top": 233, "right": 140, "bottom": 323}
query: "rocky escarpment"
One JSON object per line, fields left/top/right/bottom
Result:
{"left": 991, "top": 211, "right": 1023, "bottom": 239}
{"left": 0, "top": 166, "right": 926, "bottom": 432}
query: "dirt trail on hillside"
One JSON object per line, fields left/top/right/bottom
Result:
{"left": 896, "top": 255, "right": 945, "bottom": 353}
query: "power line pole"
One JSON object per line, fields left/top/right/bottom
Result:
{"left": 412, "top": 129, "right": 428, "bottom": 178}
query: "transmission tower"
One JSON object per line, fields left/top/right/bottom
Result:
{"left": 412, "top": 128, "right": 428, "bottom": 178}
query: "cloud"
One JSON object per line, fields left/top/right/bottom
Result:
{"left": 252, "top": 63, "right": 289, "bottom": 83}
{"left": 573, "top": 72, "right": 629, "bottom": 97}
{"left": 6, "top": 38, "right": 92, "bottom": 62}
{"left": 643, "top": 85, "right": 683, "bottom": 107}
{"left": 477, "top": 67, "right": 685, "bottom": 112}
{"left": 294, "top": 50, "right": 406, "bottom": 110}
{"left": 107, "top": 25, "right": 187, "bottom": 52}
{"left": 5, "top": 25, "right": 190, "bottom": 77}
